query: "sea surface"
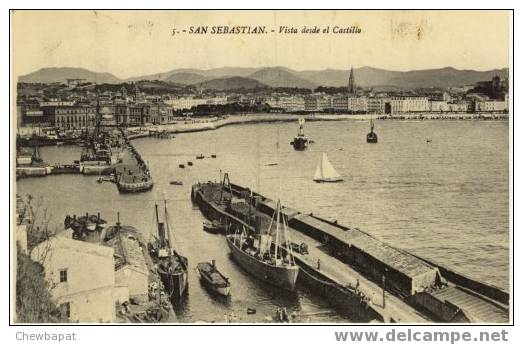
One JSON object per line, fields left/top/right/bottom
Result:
{"left": 17, "top": 119, "right": 510, "bottom": 322}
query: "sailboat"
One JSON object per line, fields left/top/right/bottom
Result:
{"left": 225, "top": 199, "right": 300, "bottom": 291}
{"left": 313, "top": 152, "right": 343, "bottom": 183}
{"left": 148, "top": 200, "right": 188, "bottom": 298}
{"left": 366, "top": 118, "right": 378, "bottom": 143}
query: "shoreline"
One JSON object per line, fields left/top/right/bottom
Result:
{"left": 128, "top": 112, "right": 509, "bottom": 137}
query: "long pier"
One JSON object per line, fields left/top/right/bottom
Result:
{"left": 191, "top": 181, "right": 509, "bottom": 323}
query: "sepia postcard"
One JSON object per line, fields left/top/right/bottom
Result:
{"left": 10, "top": 9, "right": 512, "bottom": 326}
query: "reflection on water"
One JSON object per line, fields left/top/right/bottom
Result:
{"left": 17, "top": 119, "right": 509, "bottom": 322}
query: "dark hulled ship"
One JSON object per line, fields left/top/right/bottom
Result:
{"left": 226, "top": 199, "right": 299, "bottom": 291}
{"left": 291, "top": 118, "right": 309, "bottom": 150}
{"left": 366, "top": 119, "right": 378, "bottom": 143}
{"left": 148, "top": 201, "right": 188, "bottom": 298}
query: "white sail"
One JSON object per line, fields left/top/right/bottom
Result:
{"left": 313, "top": 152, "right": 343, "bottom": 182}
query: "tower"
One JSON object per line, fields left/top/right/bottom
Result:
{"left": 348, "top": 65, "right": 355, "bottom": 94}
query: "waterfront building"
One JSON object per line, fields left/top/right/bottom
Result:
{"left": 430, "top": 100, "right": 451, "bottom": 112}
{"left": 30, "top": 236, "right": 116, "bottom": 322}
{"left": 278, "top": 96, "right": 306, "bottom": 112}
{"left": 475, "top": 100, "right": 508, "bottom": 113}
{"left": 54, "top": 105, "right": 96, "bottom": 129}
{"left": 114, "top": 103, "right": 130, "bottom": 125}
{"left": 348, "top": 96, "right": 368, "bottom": 113}
{"left": 391, "top": 96, "right": 430, "bottom": 113}
{"left": 332, "top": 94, "right": 349, "bottom": 112}
{"left": 367, "top": 97, "right": 391, "bottom": 114}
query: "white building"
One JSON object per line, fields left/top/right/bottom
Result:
{"left": 30, "top": 236, "right": 116, "bottom": 322}
{"left": 475, "top": 100, "right": 508, "bottom": 113}
{"left": 348, "top": 97, "right": 368, "bottom": 113}
{"left": 391, "top": 97, "right": 430, "bottom": 113}
{"left": 279, "top": 96, "right": 305, "bottom": 112}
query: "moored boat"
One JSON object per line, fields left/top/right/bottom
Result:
{"left": 148, "top": 201, "right": 188, "bottom": 298}
{"left": 366, "top": 119, "right": 378, "bottom": 143}
{"left": 196, "top": 260, "right": 231, "bottom": 296}
{"left": 290, "top": 118, "right": 309, "bottom": 150}
{"left": 203, "top": 220, "right": 225, "bottom": 234}
{"left": 225, "top": 200, "right": 299, "bottom": 291}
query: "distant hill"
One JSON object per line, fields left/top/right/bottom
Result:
{"left": 19, "top": 66, "right": 509, "bottom": 90}
{"left": 18, "top": 67, "right": 122, "bottom": 84}
{"left": 296, "top": 66, "right": 509, "bottom": 89}
{"left": 164, "top": 72, "right": 209, "bottom": 85}
{"left": 248, "top": 67, "right": 318, "bottom": 89}
{"left": 197, "top": 76, "right": 267, "bottom": 90}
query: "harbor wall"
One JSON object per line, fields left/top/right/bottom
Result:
{"left": 295, "top": 255, "right": 384, "bottom": 322}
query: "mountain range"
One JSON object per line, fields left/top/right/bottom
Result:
{"left": 19, "top": 66, "right": 509, "bottom": 90}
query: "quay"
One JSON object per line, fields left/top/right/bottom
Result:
{"left": 114, "top": 128, "right": 153, "bottom": 193}
{"left": 191, "top": 181, "right": 509, "bottom": 323}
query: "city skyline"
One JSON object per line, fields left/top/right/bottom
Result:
{"left": 12, "top": 10, "right": 510, "bottom": 80}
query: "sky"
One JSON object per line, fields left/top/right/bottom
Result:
{"left": 11, "top": 10, "right": 511, "bottom": 79}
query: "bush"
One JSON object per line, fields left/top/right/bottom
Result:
{"left": 15, "top": 245, "right": 68, "bottom": 323}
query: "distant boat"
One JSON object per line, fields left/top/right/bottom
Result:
{"left": 313, "top": 153, "right": 343, "bottom": 183}
{"left": 196, "top": 260, "right": 231, "bottom": 296}
{"left": 290, "top": 118, "right": 309, "bottom": 150}
{"left": 366, "top": 119, "right": 378, "bottom": 143}
{"left": 196, "top": 154, "right": 205, "bottom": 160}
{"left": 170, "top": 180, "right": 183, "bottom": 186}
{"left": 187, "top": 161, "right": 193, "bottom": 166}
{"left": 179, "top": 164, "right": 185, "bottom": 169}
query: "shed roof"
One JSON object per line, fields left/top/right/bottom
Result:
{"left": 292, "top": 213, "right": 437, "bottom": 278}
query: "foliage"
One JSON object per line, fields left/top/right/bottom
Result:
{"left": 15, "top": 244, "right": 68, "bottom": 323}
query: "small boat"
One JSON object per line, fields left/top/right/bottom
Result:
{"left": 313, "top": 153, "right": 343, "bottom": 183}
{"left": 196, "top": 260, "right": 231, "bottom": 296}
{"left": 247, "top": 308, "right": 256, "bottom": 315}
{"left": 266, "top": 162, "right": 278, "bottom": 166}
{"left": 203, "top": 220, "right": 225, "bottom": 234}
{"left": 211, "top": 154, "right": 217, "bottom": 158}
{"left": 187, "top": 161, "right": 193, "bottom": 166}
{"left": 179, "top": 164, "right": 185, "bottom": 169}
{"left": 170, "top": 180, "right": 183, "bottom": 186}
{"left": 196, "top": 154, "right": 205, "bottom": 160}
{"left": 366, "top": 119, "right": 378, "bottom": 143}
{"left": 426, "top": 138, "right": 432, "bottom": 143}
{"left": 290, "top": 118, "right": 309, "bottom": 151}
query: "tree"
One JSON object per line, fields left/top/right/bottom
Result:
{"left": 16, "top": 244, "right": 68, "bottom": 323}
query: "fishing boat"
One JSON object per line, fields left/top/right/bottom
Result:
{"left": 148, "top": 201, "right": 188, "bottom": 298}
{"left": 313, "top": 153, "right": 343, "bottom": 183}
{"left": 196, "top": 260, "right": 231, "bottom": 296}
{"left": 179, "top": 164, "right": 185, "bottom": 169}
{"left": 196, "top": 154, "right": 205, "bottom": 160}
{"left": 366, "top": 119, "right": 378, "bottom": 143}
{"left": 203, "top": 220, "right": 225, "bottom": 234}
{"left": 170, "top": 180, "right": 183, "bottom": 186}
{"left": 290, "top": 118, "right": 309, "bottom": 150}
{"left": 225, "top": 200, "right": 299, "bottom": 291}
{"left": 187, "top": 161, "right": 193, "bottom": 166}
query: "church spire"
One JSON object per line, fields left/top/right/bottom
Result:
{"left": 348, "top": 65, "right": 355, "bottom": 94}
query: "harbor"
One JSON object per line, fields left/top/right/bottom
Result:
{"left": 15, "top": 119, "right": 509, "bottom": 323}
